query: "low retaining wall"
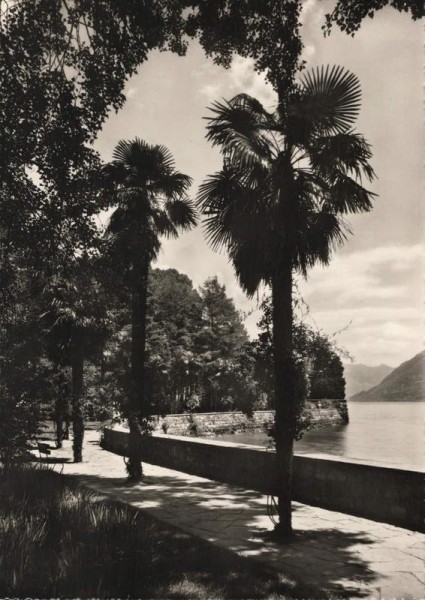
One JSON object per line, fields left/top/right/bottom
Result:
{"left": 152, "top": 402, "right": 347, "bottom": 437}
{"left": 101, "top": 427, "right": 424, "bottom": 532}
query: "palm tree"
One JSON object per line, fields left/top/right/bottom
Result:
{"left": 107, "top": 138, "right": 196, "bottom": 481}
{"left": 197, "top": 66, "right": 376, "bottom": 537}
{"left": 43, "top": 261, "right": 109, "bottom": 462}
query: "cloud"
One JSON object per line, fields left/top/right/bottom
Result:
{"left": 299, "top": 0, "right": 319, "bottom": 24}
{"left": 301, "top": 44, "right": 316, "bottom": 61}
{"left": 299, "top": 244, "right": 423, "bottom": 365}
{"left": 126, "top": 87, "right": 137, "bottom": 99}
{"left": 302, "top": 244, "right": 422, "bottom": 304}
{"left": 198, "top": 55, "right": 277, "bottom": 109}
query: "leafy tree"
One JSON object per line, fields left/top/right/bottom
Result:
{"left": 0, "top": 384, "right": 43, "bottom": 471}
{"left": 0, "top": 241, "right": 54, "bottom": 468}
{"left": 42, "top": 256, "right": 111, "bottom": 462}
{"left": 99, "top": 268, "right": 260, "bottom": 417}
{"left": 324, "top": 1, "right": 424, "bottom": 35}
{"left": 195, "top": 277, "right": 250, "bottom": 411}
{"left": 197, "top": 65, "right": 375, "bottom": 536}
{"left": 146, "top": 269, "right": 203, "bottom": 414}
{"left": 252, "top": 297, "right": 346, "bottom": 407}
{"left": 106, "top": 139, "right": 196, "bottom": 482}
{"left": 306, "top": 334, "right": 346, "bottom": 401}
{"left": 199, "top": 277, "right": 248, "bottom": 355}
{"left": 185, "top": 1, "right": 303, "bottom": 95}
{"left": 1, "top": 0, "right": 188, "bottom": 186}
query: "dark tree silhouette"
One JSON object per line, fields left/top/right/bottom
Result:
{"left": 197, "top": 65, "right": 376, "bottom": 537}
{"left": 107, "top": 139, "right": 196, "bottom": 481}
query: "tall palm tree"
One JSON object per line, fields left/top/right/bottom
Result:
{"left": 43, "top": 260, "right": 109, "bottom": 462}
{"left": 197, "top": 66, "right": 376, "bottom": 537}
{"left": 107, "top": 138, "right": 196, "bottom": 481}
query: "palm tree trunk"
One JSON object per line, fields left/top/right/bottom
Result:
{"left": 127, "top": 256, "right": 149, "bottom": 481}
{"left": 55, "top": 409, "right": 64, "bottom": 448}
{"left": 271, "top": 261, "right": 295, "bottom": 538}
{"left": 54, "top": 367, "right": 67, "bottom": 448}
{"left": 64, "top": 414, "right": 70, "bottom": 440}
{"left": 71, "top": 328, "right": 84, "bottom": 463}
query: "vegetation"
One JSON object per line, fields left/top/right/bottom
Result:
{"left": 324, "top": 1, "right": 424, "bottom": 35}
{"left": 0, "top": 466, "right": 331, "bottom": 600}
{"left": 3, "top": 0, "right": 411, "bottom": 541}
{"left": 197, "top": 66, "right": 375, "bottom": 536}
{"left": 100, "top": 268, "right": 260, "bottom": 417}
{"left": 251, "top": 297, "right": 347, "bottom": 417}
{"left": 106, "top": 138, "right": 196, "bottom": 481}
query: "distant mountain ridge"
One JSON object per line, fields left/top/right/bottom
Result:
{"left": 350, "top": 351, "right": 425, "bottom": 402}
{"left": 344, "top": 363, "right": 393, "bottom": 398}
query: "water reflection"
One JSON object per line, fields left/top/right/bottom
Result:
{"left": 295, "top": 424, "right": 347, "bottom": 457}
{"left": 213, "top": 402, "right": 425, "bottom": 471}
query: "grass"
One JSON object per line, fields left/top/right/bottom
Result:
{"left": 0, "top": 466, "right": 338, "bottom": 599}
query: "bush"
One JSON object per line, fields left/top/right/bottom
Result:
{"left": 0, "top": 384, "right": 42, "bottom": 470}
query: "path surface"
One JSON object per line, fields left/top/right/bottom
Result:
{"left": 45, "top": 431, "right": 424, "bottom": 600}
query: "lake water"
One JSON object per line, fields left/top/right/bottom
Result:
{"left": 214, "top": 402, "right": 425, "bottom": 471}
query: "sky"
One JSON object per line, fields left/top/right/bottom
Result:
{"left": 95, "top": 1, "right": 423, "bottom": 368}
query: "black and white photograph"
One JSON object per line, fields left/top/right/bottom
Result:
{"left": 1, "top": 1, "right": 423, "bottom": 598}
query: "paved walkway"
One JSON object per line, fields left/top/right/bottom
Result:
{"left": 45, "top": 431, "right": 424, "bottom": 600}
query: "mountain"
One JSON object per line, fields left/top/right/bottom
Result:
{"left": 350, "top": 351, "right": 425, "bottom": 402}
{"left": 344, "top": 363, "right": 393, "bottom": 398}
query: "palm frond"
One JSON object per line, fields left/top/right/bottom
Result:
{"left": 231, "top": 239, "right": 270, "bottom": 296}
{"left": 107, "top": 137, "right": 194, "bottom": 260}
{"left": 153, "top": 144, "right": 177, "bottom": 174}
{"left": 197, "top": 168, "right": 268, "bottom": 252}
{"left": 294, "top": 211, "right": 349, "bottom": 275}
{"left": 309, "top": 132, "right": 376, "bottom": 182}
{"left": 206, "top": 94, "right": 277, "bottom": 170}
{"left": 151, "top": 210, "right": 178, "bottom": 239}
{"left": 112, "top": 139, "right": 141, "bottom": 165}
{"left": 152, "top": 172, "right": 193, "bottom": 199}
{"left": 164, "top": 198, "right": 197, "bottom": 232}
{"left": 112, "top": 139, "right": 178, "bottom": 185}
{"left": 328, "top": 173, "right": 376, "bottom": 214}
{"left": 197, "top": 170, "right": 240, "bottom": 252}
{"left": 291, "top": 65, "right": 362, "bottom": 137}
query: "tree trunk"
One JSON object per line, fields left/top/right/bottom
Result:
{"left": 271, "top": 262, "right": 295, "bottom": 538}
{"left": 63, "top": 412, "right": 70, "bottom": 440}
{"left": 127, "top": 256, "right": 150, "bottom": 481}
{"left": 71, "top": 328, "right": 84, "bottom": 463}
{"left": 54, "top": 368, "right": 67, "bottom": 448}
{"left": 55, "top": 410, "right": 64, "bottom": 448}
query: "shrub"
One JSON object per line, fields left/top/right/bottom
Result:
{"left": 0, "top": 384, "right": 42, "bottom": 470}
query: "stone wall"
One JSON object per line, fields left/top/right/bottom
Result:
{"left": 152, "top": 400, "right": 347, "bottom": 437}
{"left": 101, "top": 427, "right": 423, "bottom": 533}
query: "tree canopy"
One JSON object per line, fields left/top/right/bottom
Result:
{"left": 325, "top": 1, "right": 424, "bottom": 35}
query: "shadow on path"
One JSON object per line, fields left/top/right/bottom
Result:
{"left": 63, "top": 465, "right": 379, "bottom": 597}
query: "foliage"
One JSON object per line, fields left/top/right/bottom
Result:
{"left": 197, "top": 64, "right": 375, "bottom": 534}
{"left": 0, "top": 245, "right": 52, "bottom": 467}
{"left": 196, "top": 277, "right": 253, "bottom": 412}
{"left": 1, "top": 0, "right": 187, "bottom": 184}
{"left": 106, "top": 138, "right": 196, "bottom": 480}
{"left": 0, "top": 466, "right": 329, "bottom": 599}
{"left": 102, "top": 268, "right": 261, "bottom": 417}
{"left": 145, "top": 268, "right": 203, "bottom": 413}
{"left": 185, "top": 0, "right": 304, "bottom": 94}
{"left": 324, "top": 1, "right": 424, "bottom": 35}
{"left": 0, "top": 385, "right": 43, "bottom": 470}
{"left": 251, "top": 295, "right": 347, "bottom": 438}
{"left": 198, "top": 66, "right": 375, "bottom": 296}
